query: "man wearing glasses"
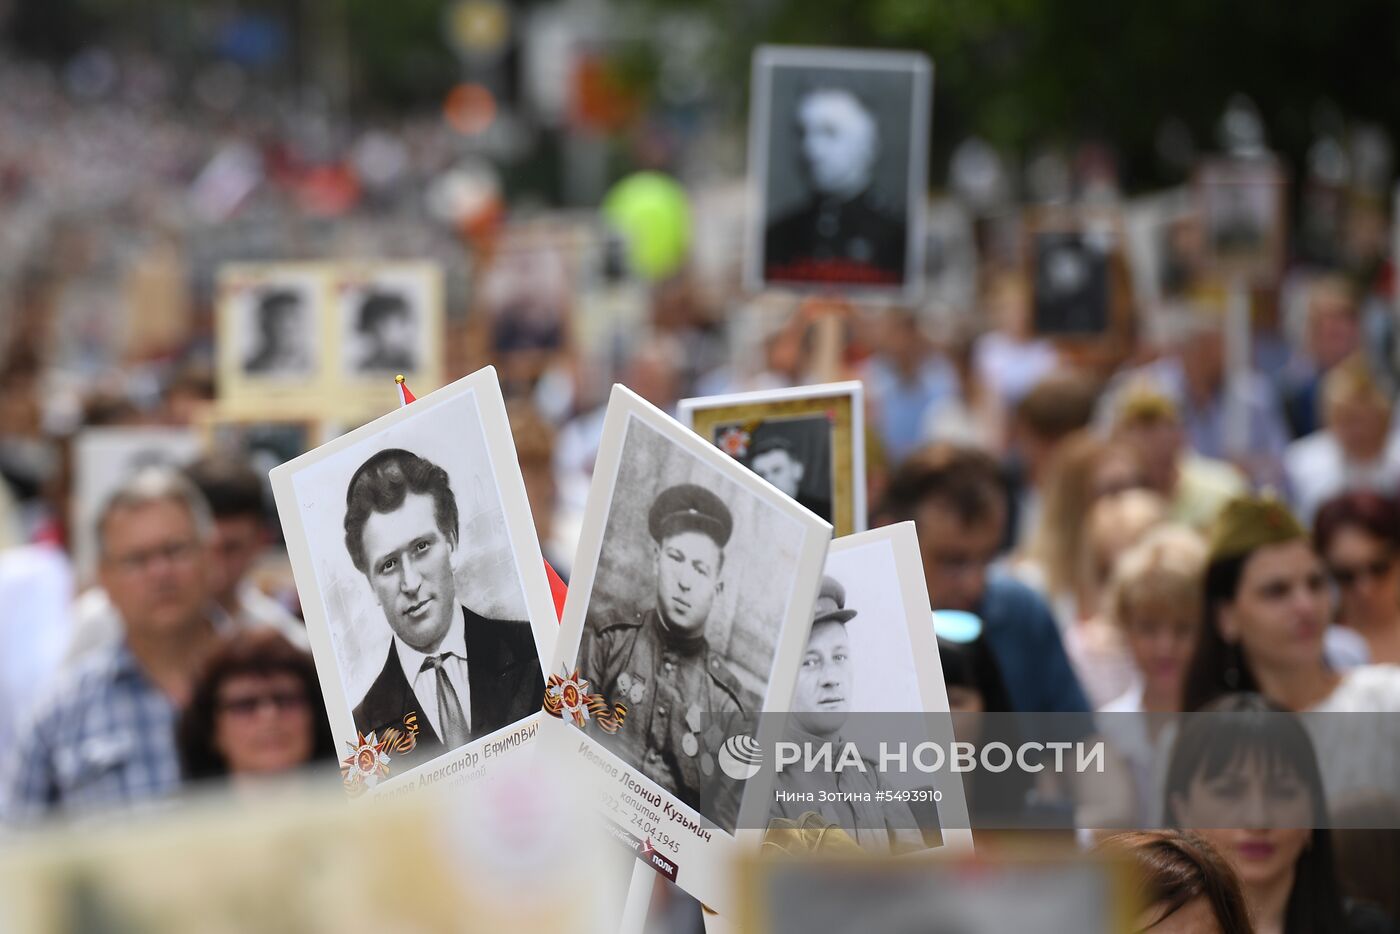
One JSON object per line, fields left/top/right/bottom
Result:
{"left": 880, "top": 445, "right": 1089, "bottom": 715}
{"left": 2, "top": 468, "right": 223, "bottom": 822}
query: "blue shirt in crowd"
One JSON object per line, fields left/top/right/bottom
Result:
{"left": 1, "top": 640, "right": 181, "bottom": 824}
{"left": 974, "top": 571, "right": 1090, "bottom": 715}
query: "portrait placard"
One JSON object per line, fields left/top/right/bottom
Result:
{"left": 332, "top": 261, "right": 444, "bottom": 404}
{"left": 768, "top": 524, "right": 974, "bottom": 856}
{"left": 1030, "top": 227, "right": 1113, "bottom": 337}
{"left": 921, "top": 198, "right": 979, "bottom": 320}
{"left": 1022, "top": 210, "right": 1132, "bottom": 363}
{"left": 746, "top": 46, "right": 932, "bottom": 301}
{"left": 217, "top": 261, "right": 444, "bottom": 420}
{"left": 269, "top": 367, "right": 557, "bottom": 797}
{"left": 1195, "top": 156, "right": 1287, "bottom": 284}
{"left": 1122, "top": 188, "right": 1204, "bottom": 319}
{"left": 216, "top": 263, "right": 331, "bottom": 413}
{"left": 678, "top": 382, "right": 865, "bottom": 535}
{"left": 540, "top": 385, "right": 832, "bottom": 914}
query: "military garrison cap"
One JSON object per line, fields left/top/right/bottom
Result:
{"left": 748, "top": 431, "right": 796, "bottom": 461}
{"left": 811, "top": 575, "right": 857, "bottom": 626}
{"left": 648, "top": 483, "right": 733, "bottom": 547}
{"left": 1208, "top": 495, "right": 1306, "bottom": 562}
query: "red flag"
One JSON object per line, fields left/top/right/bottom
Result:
{"left": 395, "top": 374, "right": 416, "bottom": 406}
{"left": 545, "top": 560, "right": 567, "bottom": 622}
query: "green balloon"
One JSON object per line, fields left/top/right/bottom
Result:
{"left": 602, "top": 172, "right": 692, "bottom": 280}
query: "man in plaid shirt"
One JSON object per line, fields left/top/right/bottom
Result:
{"left": 1, "top": 468, "right": 224, "bottom": 823}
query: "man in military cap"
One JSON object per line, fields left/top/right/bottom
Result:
{"left": 582, "top": 483, "right": 754, "bottom": 832}
{"left": 771, "top": 575, "right": 930, "bottom": 853}
{"left": 747, "top": 429, "right": 832, "bottom": 522}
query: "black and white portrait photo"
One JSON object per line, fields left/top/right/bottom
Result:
{"left": 557, "top": 388, "right": 831, "bottom": 837}
{"left": 337, "top": 264, "right": 439, "bottom": 380}
{"left": 742, "top": 419, "right": 833, "bottom": 522}
{"left": 1031, "top": 229, "right": 1112, "bottom": 337}
{"left": 239, "top": 280, "right": 318, "bottom": 379}
{"left": 271, "top": 369, "right": 556, "bottom": 788}
{"left": 769, "top": 524, "right": 973, "bottom": 854}
{"left": 748, "top": 46, "right": 931, "bottom": 298}
{"left": 680, "top": 382, "right": 866, "bottom": 535}
{"left": 339, "top": 448, "right": 539, "bottom": 756}
{"left": 218, "top": 264, "right": 330, "bottom": 415}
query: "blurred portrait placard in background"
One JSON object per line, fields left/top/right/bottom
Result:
{"left": 1122, "top": 189, "right": 1202, "bottom": 317}
{"left": 747, "top": 46, "right": 932, "bottom": 301}
{"left": 1030, "top": 228, "right": 1113, "bottom": 337}
{"left": 217, "top": 262, "right": 443, "bottom": 422}
{"left": 679, "top": 381, "right": 866, "bottom": 535}
{"left": 270, "top": 368, "right": 557, "bottom": 795}
{"left": 334, "top": 261, "right": 442, "bottom": 393}
{"left": 217, "top": 264, "right": 328, "bottom": 410}
{"left": 1196, "top": 157, "right": 1287, "bottom": 283}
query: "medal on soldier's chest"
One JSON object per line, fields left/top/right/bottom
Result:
{"left": 617, "top": 671, "right": 646, "bottom": 705}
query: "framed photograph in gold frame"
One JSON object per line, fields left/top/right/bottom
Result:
{"left": 678, "top": 382, "right": 865, "bottom": 536}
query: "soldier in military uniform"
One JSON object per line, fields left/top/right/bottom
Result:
{"left": 764, "top": 86, "right": 906, "bottom": 286}
{"left": 581, "top": 483, "right": 756, "bottom": 833}
{"left": 770, "top": 576, "right": 931, "bottom": 853}
{"left": 746, "top": 429, "right": 831, "bottom": 523}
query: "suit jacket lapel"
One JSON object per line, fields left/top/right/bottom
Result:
{"left": 464, "top": 606, "right": 539, "bottom": 739}
{"left": 365, "top": 642, "right": 443, "bottom": 748}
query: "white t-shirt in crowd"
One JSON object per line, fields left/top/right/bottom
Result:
{"left": 1306, "top": 664, "right": 1400, "bottom": 807}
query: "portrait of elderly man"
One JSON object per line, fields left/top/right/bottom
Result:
{"left": 746, "top": 427, "right": 832, "bottom": 522}
{"left": 582, "top": 483, "right": 753, "bottom": 829}
{"left": 764, "top": 84, "right": 906, "bottom": 285}
{"left": 770, "top": 576, "right": 928, "bottom": 853}
{"left": 344, "top": 448, "right": 542, "bottom": 762}
{"left": 243, "top": 287, "right": 313, "bottom": 376}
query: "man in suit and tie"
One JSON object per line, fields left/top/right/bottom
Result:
{"left": 344, "top": 448, "right": 542, "bottom": 765}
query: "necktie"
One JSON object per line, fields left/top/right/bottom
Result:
{"left": 421, "top": 653, "right": 471, "bottom": 748}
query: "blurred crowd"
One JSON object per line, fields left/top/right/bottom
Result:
{"left": 3, "top": 40, "right": 1400, "bottom": 934}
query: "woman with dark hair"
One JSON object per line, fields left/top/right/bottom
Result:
{"left": 1095, "top": 830, "right": 1254, "bottom": 933}
{"left": 178, "top": 630, "right": 336, "bottom": 786}
{"left": 1315, "top": 491, "right": 1400, "bottom": 665}
{"left": 1182, "top": 496, "right": 1400, "bottom": 714}
{"left": 1164, "top": 693, "right": 1395, "bottom": 934}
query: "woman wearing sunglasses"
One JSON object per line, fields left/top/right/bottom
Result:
{"left": 1315, "top": 491, "right": 1400, "bottom": 665}
{"left": 178, "top": 630, "right": 335, "bottom": 789}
